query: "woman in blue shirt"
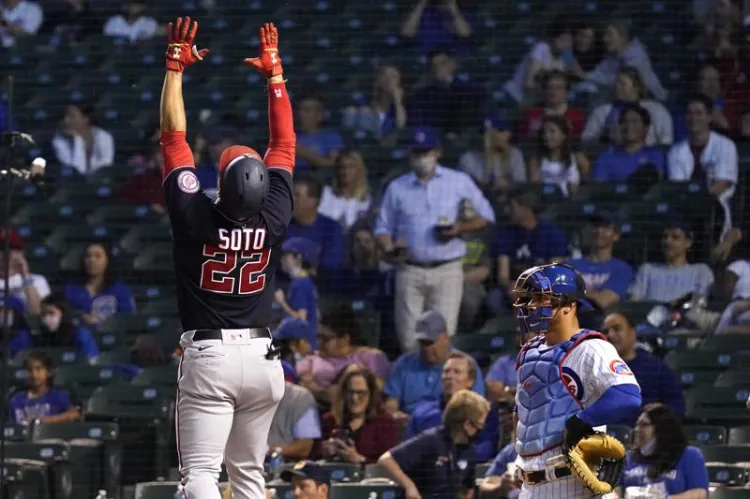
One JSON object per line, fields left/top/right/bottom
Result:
{"left": 618, "top": 403, "right": 708, "bottom": 499}
{"left": 63, "top": 241, "right": 135, "bottom": 327}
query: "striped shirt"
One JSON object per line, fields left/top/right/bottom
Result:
{"left": 629, "top": 262, "right": 715, "bottom": 303}
{"left": 374, "top": 166, "right": 495, "bottom": 263}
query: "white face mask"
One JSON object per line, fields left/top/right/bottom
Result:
{"left": 411, "top": 155, "right": 437, "bottom": 177}
{"left": 640, "top": 437, "right": 657, "bottom": 456}
{"left": 42, "top": 315, "right": 61, "bottom": 332}
{"left": 294, "top": 352, "right": 305, "bottom": 363}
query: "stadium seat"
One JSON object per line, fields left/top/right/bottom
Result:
{"left": 53, "top": 365, "right": 126, "bottom": 400}
{"left": 32, "top": 422, "right": 119, "bottom": 442}
{"left": 476, "top": 316, "right": 518, "bottom": 336}
{"left": 606, "top": 425, "right": 633, "bottom": 445}
{"left": 2, "top": 423, "right": 31, "bottom": 442}
{"left": 700, "top": 445, "right": 750, "bottom": 464}
{"left": 5, "top": 441, "right": 88, "bottom": 499}
{"left": 130, "top": 365, "right": 179, "bottom": 387}
{"left": 451, "top": 334, "right": 510, "bottom": 369}
{"left": 364, "top": 464, "right": 391, "bottom": 480}
{"left": 710, "top": 488, "right": 750, "bottom": 499}
{"left": 133, "top": 481, "right": 185, "bottom": 499}
{"left": 91, "top": 348, "right": 133, "bottom": 366}
{"left": 683, "top": 425, "right": 727, "bottom": 445}
{"left": 728, "top": 426, "right": 750, "bottom": 445}
{"left": 120, "top": 224, "right": 173, "bottom": 256}
{"left": 274, "top": 462, "right": 363, "bottom": 482}
{"left": 99, "top": 313, "right": 181, "bottom": 339}
{"left": 329, "top": 483, "right": 402, "bottom": 499}
{"left": 2, "top": 458, "right": 52, "bottom": 499}
{"left": 676, "top": 370, "right": 720, "bottom": 390}
{"left": 702, "top": 335, "right": 750, "bottom": 353}
{"left": 665, "top": 350, "right": 739, "bottom": 372}
{"left": 706, "top": 464, "right": 749, "bottom": 486}
{"left": 685, "top": 386, "right": 750, "bottom": 422}
{"left": 95, "top": 328, "right": 127, "bottom": 351}
{"left": 714, "top": 370, "right": 750, "bottom": 388}
{"left": 15, "top": 347, "right": 85, "bottom": 366}
{"left": 139, "top": 298, "right": 179, "bottom": 318}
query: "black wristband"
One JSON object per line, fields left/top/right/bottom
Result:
{"left": 564, "top": 414, "right": 595, "bottom": 450}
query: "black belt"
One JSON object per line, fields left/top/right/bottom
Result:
{"left": 406, "top": 258, "right": 460, "bottom": 268}
{"left": 522, "top": 467, "right": 572, "bottom": 485}
{"left": 192, "top": 328, "right": 271, "bottom": 342}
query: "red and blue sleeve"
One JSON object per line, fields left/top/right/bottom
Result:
{"left": 160, "top": 131, "right": 195, "bottom": 180}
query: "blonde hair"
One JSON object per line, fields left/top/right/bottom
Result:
{"left": 333, "top": 150, "right": 370, "bottom": 201}
{"left": 442, "top": 389, "right": 490, "bottom": 431}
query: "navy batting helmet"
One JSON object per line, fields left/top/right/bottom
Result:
{"left": 214, "top": 145, "right": 270, "bottom": 222}
{"left": 512, "top": 263, "right": 592, "bottom": 335}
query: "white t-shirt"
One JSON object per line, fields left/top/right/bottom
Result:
{"left": 539, "top": 155, "right": 580, "bottom": 197}
{"left": 504, "top": 42, "right": 565, "bottom": 103}
{"left": 630, "top": 262, "right": 715, "bottom": 303}
{"left": 0, "top": 273, "right": 51, "bottom": 306}
{"left": 0, "top": 0, "right": 43, "bottom": 47}
{"left": 103, "top": 15, "right": 159, "bottom": 43}
{"left": 317, "top": 185, "right": 371, "bottom": 231}
{"left": 51, "top": 127, "right": 115, "bottom": 175}
{"left": 667, "top": 131, "right": 738, "bottom": 237}
{"left": 515, "top": 338, "right": 640, "bottom": 471}
{"left": 727, "top": 260, "right": 750, "bottom": 300}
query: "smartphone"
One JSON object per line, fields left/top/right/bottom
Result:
{"left": 331, "top": 428, "right": 353, "bottom": 443}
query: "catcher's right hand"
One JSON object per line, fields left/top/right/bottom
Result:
{"left": 566, "top": 432, "right": 626, "bottom": 495}
{"left": 165, "top": 17, "right": 209, "bottom": 73}
{"left": 244, "top": 23, "right": 284, "bottom": 78}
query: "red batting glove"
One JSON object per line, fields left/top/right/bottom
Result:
{"left": 244, "top": 23, "right": 284, "bottom": 78}
{"left": 165, "top": 17, "right": 209, "bottom": 73}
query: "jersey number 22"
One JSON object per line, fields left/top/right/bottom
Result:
{"left": 200, "top": 246, "right": 271, "bottom": 294}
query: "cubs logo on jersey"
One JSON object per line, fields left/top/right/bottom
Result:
{"left": 609, "top": 359, "right": 634, "bottom": 376}
{"left": 561, "top": 366, "right": 584, "bottom": 401}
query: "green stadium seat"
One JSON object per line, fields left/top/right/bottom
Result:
{"left": 133, "top": 481, "right": 185, "bottom": 499}
{"left": 364, "top": 464, "right": 391, "bottom": 480}
{"left": 87, "top": 205, "right": 155, "bottom": 227}
{"left": 329, "top": 483, "right": 402, "bottom": 499}
{"left": 132, "top": 246, "right": 175, "bottom": 280}
{"left": 685, "top": 386, "right": 750, "bottom": 422}
{"left": 706, "top": 464, "right": 749, "bottom": 486}
{"left": 130, "top": 366, "right": 178, "bottom": 387}
{"left": 10, "top": 202, "right": 86, "bottom": 231}
{"left": 95, "top": 328, "right": 127, "bottom": 351}
{"left": 665, "top": 350, "right": 740, "bottom": 372}
{"left": 702, "top": 335, "right": 750, "bottom": 352}
{"left": 476, "top": 316, "right": 518, "bottom": 336}
{"left": 120, "top": 224, "right": 173, "bottom": 255}
{"left": 675, "top": 370, "right": 719, "bottom": 390}
{"left": 99, "top": 313, "right": 181, "bottom": 339}
{"left": 683, "top": 425, "right": 727, "bottom": 445}
{"left": 2, "top": 423, "right": 31, "bottom": 442}
{"left": 49, "top": 183, "right": 116, "bottom": 205}
{"left": 714, "top": 370, "right": 750, "bottom": 388}
{"left": 728, "top": 426, "right": 750, "bottom": 445}
{"left": 710, "top": 488, "right": 750, "bottom": 499}
{"left": 91, "top": 348, "right": 133, "bottom": 366}
{"left": 275, "top": 462, "right": 363, "bottom": 482}
{"left": 2, "top": 458, "right": 52, "bottom": 499}
{"left": 5, "top": 441, "right": 85, "bottom": 499}
{"left": 451, "top": 334, "right": 510, "bottom": 358}
{"left": 53, "top": 365, "right": 126, "bottom": 400}
{"left": 14, "top": 347, "right": 86, "bottom": 366}
{"left": 606, "top": 425, "right": 633, "bottom": 445}
{"left": 575, "top": 182, "right": 639, "bottom": 209}
{"left": 700, "top": 445, "right": 750, "bottom": 464}
{"left": 32, "top": 422, "right": 119, "bottom": 442}
{"left": 47, "top": 227, "right": 110, "bottom": 256}
{"left": 140, "top": 298, "right": 179, "bottom": 317}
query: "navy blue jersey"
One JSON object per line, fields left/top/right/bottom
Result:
{"left": 163, "top": 166, "right": 293, "bottom": 330}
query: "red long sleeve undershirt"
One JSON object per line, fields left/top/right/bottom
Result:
{"left": 159, "top": 131, "right": 194, "bottom": 180}
{"left": 264, "top": 81, "right": 296, "bottom": 173}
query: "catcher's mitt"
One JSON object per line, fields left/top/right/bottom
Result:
{"left": 565, "top": 432, "right": 626, "bottom": 494}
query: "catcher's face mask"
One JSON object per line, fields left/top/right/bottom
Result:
{"left": 513, "top": 273, "right": 563, "bottom": 335}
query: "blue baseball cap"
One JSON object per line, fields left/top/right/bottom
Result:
{"left": 484, "top": 114, "right": 511, "bottom": 132}
{"left": 665, "top": 217, "right": 694, "bottom": 240}
{"left": 409, "top": 126, "right": 440, "bottom": 151}
{"left": 590, "top": 212, "right": 621, "bottom": 230}
{"left": 414, "top": 310, "right": 448, "bottom": 343}
{"left": 274, "top": 318, "right": 314, "bottom": 341}
{"left": 281, "top": 237, "right": 320, "bottom": 267}
{"left": 280, "top": 461, "right": 330, "bottom": 485}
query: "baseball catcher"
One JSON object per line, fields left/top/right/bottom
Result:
{"left": 511, "top": 263, "right": 642, "bottom": 498}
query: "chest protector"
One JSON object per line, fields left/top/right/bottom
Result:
{"left": 514, "top": 330, "right": 605, "bottom": 457}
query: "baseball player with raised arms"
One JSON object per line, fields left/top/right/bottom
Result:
{"left": 511, "top": 263, "right": 642, "bottom": 498}
{"left": 160, "top": 18, "right": 294, "bottom": 499}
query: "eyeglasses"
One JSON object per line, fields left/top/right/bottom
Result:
{"left": 346, "top": 389, "right": 370, "bottom": 398}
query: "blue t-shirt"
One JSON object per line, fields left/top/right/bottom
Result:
{"left": 412, "top": 6, "right": 477, "bottom": 55}
{"left": 384, "top": 348, "right": 485, "bottom": 414}
{"left": 63, "top": 281, "right": 136, "bottom": 321}
{"left": 285, "top": 215, "right": 345, "bottom": 271}
{"left": 407, "top": 398, "right": 500, "bottom": 461}
{"left": 8, "top": 327, "right": 100, "bottom": 360}
{"left": 9, "top": 389, "right": 73, "bottom": 423}
{"left": 592, "top": 146, "right": 666, "bottom": 182}
{"left": 286, "top": 276, "right": 318, "bottom": 338}
{"left": 486, "top": 355, "right": 517, "bottom": 387}
{"left": 494, "top": 219, "right": 568, "bottom": 262}
{"left": 296, "top": 130, "right": 343, "bottom": 173}
{"left": 620, "top": 349, "right": 685, "bottom": 425}
{"left": 622, "top": 446, "right": 708, "bottom": 496}
{"left": 568, "top": 257, "right": 634, "bottom": 299}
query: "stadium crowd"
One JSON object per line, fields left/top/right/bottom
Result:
{"left": 1, "top": 0, "right": 750, "bottom": 498}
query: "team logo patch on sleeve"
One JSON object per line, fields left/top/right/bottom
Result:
{"left": 177, "top": 170, "right": 200, "bottom": 193}
{"left": 609, "top": 359, "right": 634, "bottom": 375}
{"left": 561, "top": 366, "right": 584, "bottom": 401}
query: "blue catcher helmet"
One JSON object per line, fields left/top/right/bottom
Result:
{"left": 512, "top": 263, "right": 592, "bottom": 335}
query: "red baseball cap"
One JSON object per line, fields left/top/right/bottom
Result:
{"left": 0, "top": 228, "right": 24, "bottom": 250}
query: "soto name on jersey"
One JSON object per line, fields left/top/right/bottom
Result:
{"left": 218, "top": 228, "right": 267, "bottom": 252}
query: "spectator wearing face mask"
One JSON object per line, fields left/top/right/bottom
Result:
{"left": 275, "top": 238, "right": 320, "bottom": 341}
{"left": 8, "top": 350, "right": 80, "bottom": 424}
{"left": 375, "top": 127, "right": 495, "bottom": 351}
{"left": 33, "top": 293, "right": 99, "bottom": 360}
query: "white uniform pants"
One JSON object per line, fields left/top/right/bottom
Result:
{"left": 176, "top": 329, "right": 285, "bottom": 499}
